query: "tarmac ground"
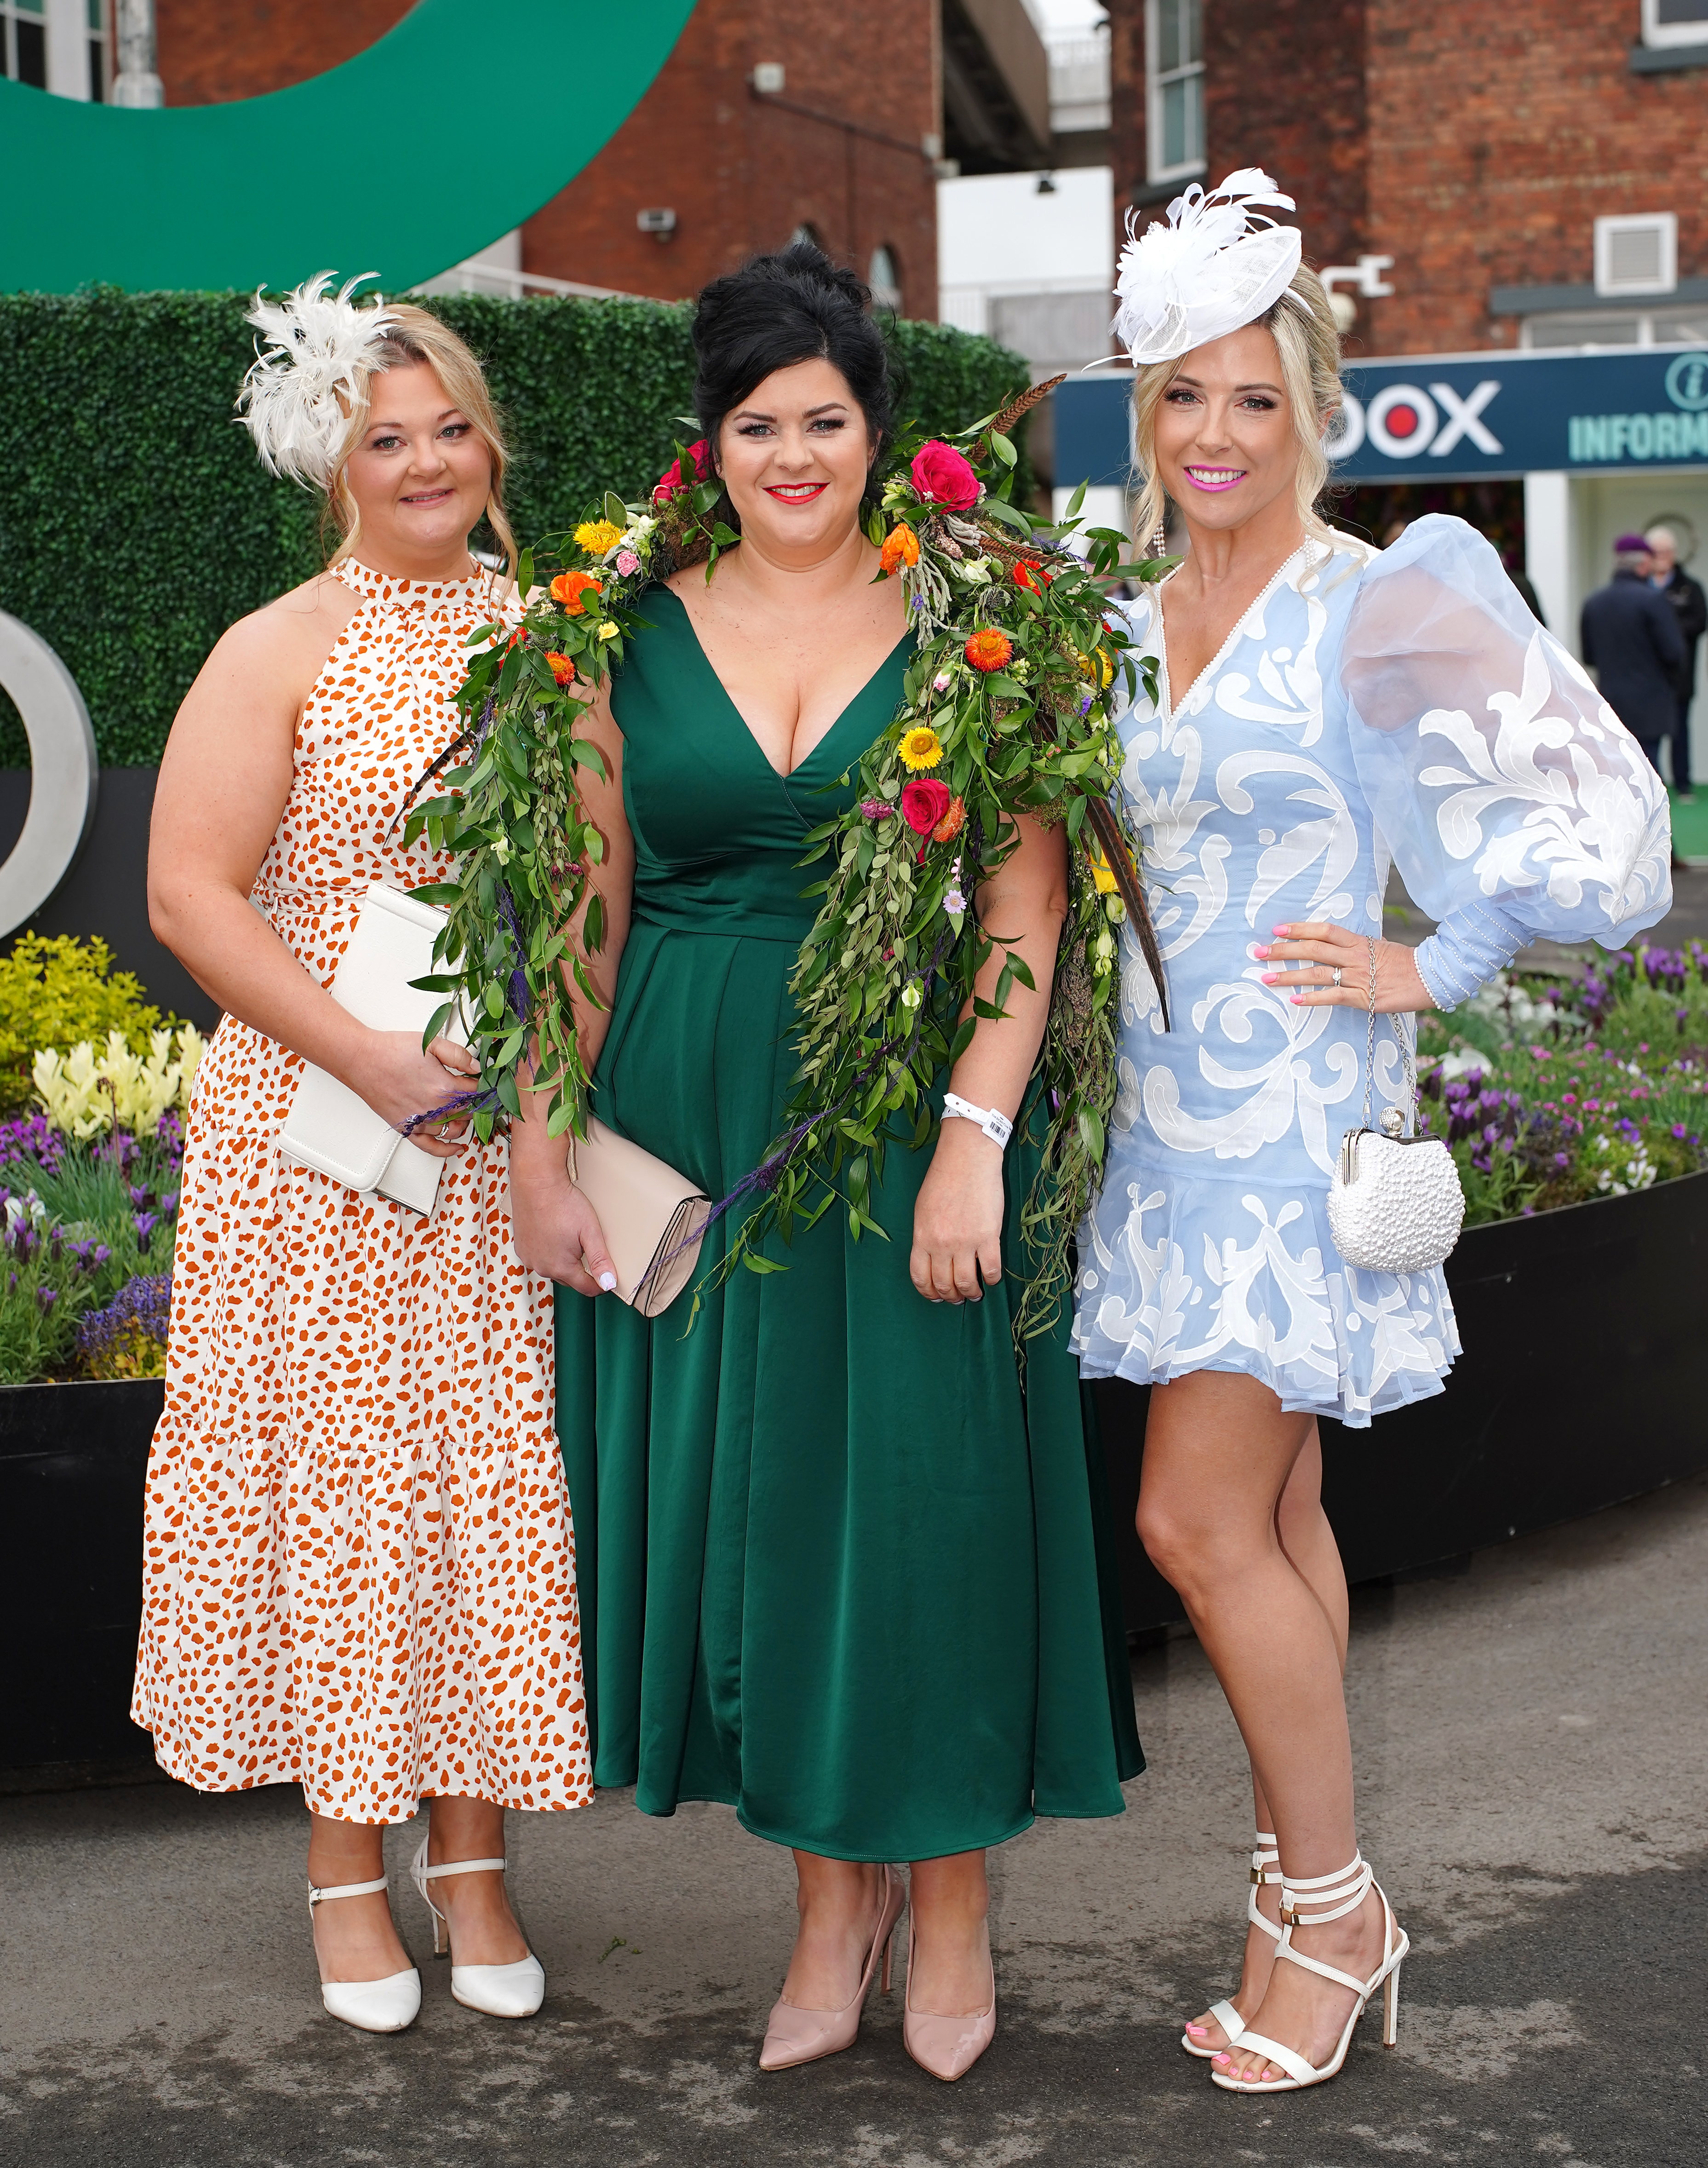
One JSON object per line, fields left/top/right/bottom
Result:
{"left": 3, "top": 1472, "right": 1704, "bottom": 2168}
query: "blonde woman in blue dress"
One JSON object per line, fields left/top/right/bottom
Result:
{"left": 1077, "top": 173, "right": 1671, "bottom": 2094}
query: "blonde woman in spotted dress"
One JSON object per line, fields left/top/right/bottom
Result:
{"left": 132, "top": 284, "right": 590, "bottom": 2033}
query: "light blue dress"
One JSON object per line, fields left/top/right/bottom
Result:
{"left": 1073, "top": 516, "right": 1672, "bottom": 1426}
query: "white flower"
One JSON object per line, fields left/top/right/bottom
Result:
{"left": 900, "top": 982, "right": 923, "bottom": 1011}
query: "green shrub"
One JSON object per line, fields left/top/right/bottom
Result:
{"left": 0, "top": 288, "right": 1032, "bottom": 768}
{"left": 0, "top": 934, "right": 179, "bottom": 1115}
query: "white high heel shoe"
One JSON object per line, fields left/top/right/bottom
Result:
{"left": 1181, "top": 1830, "right": 1283, "bottom": 2058}
{"left": 1209, "top": 1851, "right": 1409, "bottom": 2093}
{"left": 308, "top": 1874, "right": 422, "bottom": 2033}
{"left": 410, "top": 1837, "right": 545, "bottom": 2018}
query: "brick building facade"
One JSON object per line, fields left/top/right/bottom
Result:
{"left": 147, "top": 0, "right": 942, "bottom": 319}
{"left": 1108, "top": 1, "right": 1708, "bottom": 357}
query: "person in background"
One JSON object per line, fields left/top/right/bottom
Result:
{"left": 1645, "top": 524, "right": 1706, "bottom": 801}
{"left": 1504, "top": 551, "right": 1546, "bottom": 627}
{"left": 1581, "top": 534, "right": 1685, "bottom": 775}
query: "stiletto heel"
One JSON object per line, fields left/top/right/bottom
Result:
{"left": 1182, "top": 1830, "right": 1281, "bottom": 2058}
{"left": 759, "top": 1865, "right": 907, "bottom": 2071}
{"left": 409, "top": 1837, "right": 545, "bottom": 2019}
{"left": 901, "top": 1911, "right": 996, "bottom": 2082}
{"left": 1209, "top": 1851, "right": 1410, "bottom": 2094}
{"left": 308, "top": 1875, "right": 421, "bottom": 2033}
{"left": 881, "top": 1923, "right": 895, "bottom": 1995}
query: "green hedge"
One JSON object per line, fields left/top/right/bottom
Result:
{"left": 0, "top": 289, "right": 1032, "bottom": 768}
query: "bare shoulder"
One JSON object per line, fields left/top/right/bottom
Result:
{"left": 212, "top": 569, "right": 357, "bottom": 679}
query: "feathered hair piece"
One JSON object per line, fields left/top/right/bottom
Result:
{"left": 236, "top": 271, "right": 400, "bottom": 489}
{"left": 1112, "top": 168, "right": 1303, "bottom": 368}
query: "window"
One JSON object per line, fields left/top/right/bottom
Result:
{"left": 86, "top": 0, "right": 108, "bottom": 100}
{"left": 2, "top": 0, "right": 47, "bottom": 88}
{"left": 1147, "top": 0, "right": 1204, "bottom": 183}
{"left": 1519, "top": 308, "right": 1708, "bottom": 350}
{"left": 867, "top": 246, "right": 902, "bottom": 313}
{"left": 1643, "top": 0, "right": 1708, "bottom": 47}
{"left": 1594, "top": 212, "right": 1678, "bottom": 297}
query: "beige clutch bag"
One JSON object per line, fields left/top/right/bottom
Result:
{"left": 567, "top": 1118, "right": 712, "bottom": 1318}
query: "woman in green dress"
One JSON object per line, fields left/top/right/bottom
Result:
{"left": 509, "top": 242, "right": 1140, "bottom": 2082}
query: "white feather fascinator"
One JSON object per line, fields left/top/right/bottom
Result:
{"left": 1112, "top": 169, "right": 1303, "bottom": 367}
{"left": 236, "top": 272, "right": 399, "bottom": 489}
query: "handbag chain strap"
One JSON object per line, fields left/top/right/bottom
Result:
{"left": 1360, "top": 936, "right": 1416, "bottom": 1137}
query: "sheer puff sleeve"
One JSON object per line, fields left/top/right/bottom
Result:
{"left": 1339, "top": 516, "right": 1673, "bottom": 1010}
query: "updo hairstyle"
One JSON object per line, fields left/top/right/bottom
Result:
{"left": 690, "top": 241, "right": 895, "bottom": 524}
{"left": 1131, "top": 262, "right": 1344, "bottom": 551}
{"left": 327, "top": 304, "right": 518, "bottom": 577}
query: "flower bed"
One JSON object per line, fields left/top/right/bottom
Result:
{"left": 1414, "top": 942, "right": 1708, "bottom": 1225}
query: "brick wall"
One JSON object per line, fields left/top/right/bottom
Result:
{"left": 523, "top": 0, "right": 941, "bottom": 314}
{"left": 1365, "top": 0, "right": 1708, "bottom": 355}
{"left": 156, "top": 0, "right": 410, "bottom": 105}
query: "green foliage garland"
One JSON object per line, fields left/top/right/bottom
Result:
{"left": 410, "top": 385, "right": 1170, "bottom": 1342}
{"left": 0, "top": 288, "right": 1032, "bottom": 769}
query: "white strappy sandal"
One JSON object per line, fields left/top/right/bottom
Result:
{"left": 409, "top": 1837, "right": 546, "bottom": 2018}
{"left": 1209, "top": 1851, "right": 1408, "bottom": 2093}
{"left": 1181, "top": 1831, "right": 1284, "bottom": 2058}
{"left": 308, "top": 1874, "right": 422, "bottom": 2033}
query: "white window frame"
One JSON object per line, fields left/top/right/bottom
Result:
{"left": 1642, "top": 0, "right": 1708, "bottom": 49}
{"left": 1594, "top": 212, "right": 1678, "bottom": 298}
{"left": 1146, "top": 0, "right": 1205, "bottom": 186}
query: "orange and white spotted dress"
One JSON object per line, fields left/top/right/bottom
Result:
{"left": 132, "top": 557, "right": 591, "bottom": 1824}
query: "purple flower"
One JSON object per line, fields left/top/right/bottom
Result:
{"left": 35, "top": 1287, "right": 56, "bottom": 1312}
{"left": 127, "top": 1184, "right": 151, "bottom": 1209}
{"left": 133, "top": 1212, "right": 160, "bottom": 1244}
{"left": 1553, "top": 1152, "right": 1569, "bottom": 1167}
{"left": 1674, "top": 1123, "right": 1688, "bottom": 1140}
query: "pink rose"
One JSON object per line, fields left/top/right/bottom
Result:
{"left": 653, "top": 438, "right": 712, "bottom": 503}
{"left": 901, "top": 776, "right": 953, "bottom": 834}
{"left": 910, "top": 440, "right": 980, "bottom": 510}
{"left": 615, "top": 547, "right": 641, "bottom": 575}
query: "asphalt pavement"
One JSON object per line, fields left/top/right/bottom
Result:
{"left": 3, "top": 1470, "right": 1704, "bottom": 2168}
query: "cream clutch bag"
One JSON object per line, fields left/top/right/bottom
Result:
{"left": 276, "top": 882, "right": 461, "bottom": 1217}
{"left": 566, "top": 1118, "right": 712, "bottom": 1317}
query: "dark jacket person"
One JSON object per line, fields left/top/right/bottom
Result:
{"left": 1581, "top": 535, "right": 1686, "bottom": 763}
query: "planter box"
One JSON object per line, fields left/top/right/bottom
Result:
{"left": 0, "top": 1379, "right": 162, "bottom": 1777}
{"left": 1097, "top": 1167, "right": 1708, "bottom": 1632}
{"left": 4, "top": 1172, "right": 1706, "bottom": 1780}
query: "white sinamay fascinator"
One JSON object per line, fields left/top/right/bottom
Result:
{"left": 236, "top": 272, "right": 400, "bottom": 488}
{"left": 1112, "top": 168, "right": 1303, "bottom": 367}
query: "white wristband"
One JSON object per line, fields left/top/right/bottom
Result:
{"left": 942, "top": 1092, "right": 1013, "bottom": 1150}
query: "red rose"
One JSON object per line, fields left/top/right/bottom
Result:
{"left": 909, "top": 440, "right": 980, "bottom": 510}
{"left": 901, "top": 776, "right": 953, "bottom": 835}
{"left": 653, "top": 437, "right": 712, "bottom": 503}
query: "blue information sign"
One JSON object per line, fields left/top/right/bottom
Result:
{"left": 1052, "top": 346, "right": 1708, "bottom": 490}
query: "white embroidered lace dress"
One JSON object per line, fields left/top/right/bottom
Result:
{"left": 132, "top": 558, "right": 592, "bottom": 1821}
{"left": 1073, "top": 516, "right": 1672, "bottom": 1426}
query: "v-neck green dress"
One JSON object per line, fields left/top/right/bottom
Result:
{"left": 554, "top": 587, "right": 1141, "bottom": 1863}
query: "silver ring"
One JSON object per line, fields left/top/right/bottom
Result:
{"left": 1332, "top": 966, "right": 1343, "bottom": 989}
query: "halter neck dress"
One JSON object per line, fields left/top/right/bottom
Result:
{"left": 554, "top": 587, "right": 1142, "bottom": 1862}
{"left": 132, "top": 558, "right": 591, "bottom": 1823}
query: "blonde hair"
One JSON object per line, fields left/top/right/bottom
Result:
{"left": 1131, "top": 263, "right": 1344, "bottom": 553}
{"left": 324, "top": 304, "right": 518, "bottom": 578}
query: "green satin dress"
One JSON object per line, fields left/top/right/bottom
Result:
{"left": 554, "top": 587, "right": 1141, "bottom": 1863}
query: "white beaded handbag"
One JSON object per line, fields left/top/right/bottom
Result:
{"left": 1326, "top": 940, "right": 1466, "bottom": 1275}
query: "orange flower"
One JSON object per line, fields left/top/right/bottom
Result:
{"left": 544, "top": 651, "right": 576, "bottom": 687}
{"left": 932, "top": 794, "right": 966, "bottom": 843}
{"left": 880, "top": 523, "right": 921, "bottom": 574}
{"left": 1012, "top": 558, "right": 1052, "bottom": 592}
{"left": 964, "top": 627, "right": 1014, "bottom": 673}
{"left": 551, "top": 569, "right": 603, "bottom": 615}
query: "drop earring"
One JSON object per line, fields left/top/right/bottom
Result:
{"left": 1147, "top": 520, "right": 1169, "bottom": 556}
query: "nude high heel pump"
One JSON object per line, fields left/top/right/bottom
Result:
{"left": 410, "top": 1837, "right": 546, "bottom": 2018}
{"left": 901, "top": 1912, "right": 996, "bottom": 2082}
{"left": 1181, "top": 1830, "right": 1282, "bottom": 2058}
{"left": 1209, "top": 1851, "right": 1409, "bottom": 2094}
{"left": 759, "top": 1864, "right": 907, "bottom": 2071}
{"left": 308, "top": 1875, "right": 422, "bottom": 2033}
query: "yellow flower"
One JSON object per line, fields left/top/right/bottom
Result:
{"left": 574, "top": 518, "right": 624, "bottom": 556}
{"left": 898, "top": 725, "right": 944, "bottom": 771}
{"left": 596, "top": 621, "right": 621, "bottom": 642}
{"left": 1076, "top": 645, "right": 1114, "bottom": 688}
{"left": 1087, "top": 844, "right": 1119, "bottom": 895}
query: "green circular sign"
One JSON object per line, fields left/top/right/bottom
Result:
{"left": 0, "top": 0, "right": 694, "bottom": 294}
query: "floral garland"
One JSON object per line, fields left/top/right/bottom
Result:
{"left": 407, "top": 383, "right": 1170, "bottom": 1342}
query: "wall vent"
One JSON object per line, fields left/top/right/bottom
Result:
{"left": 1594, "top": 213, "right": 1678, "bottom": 298}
